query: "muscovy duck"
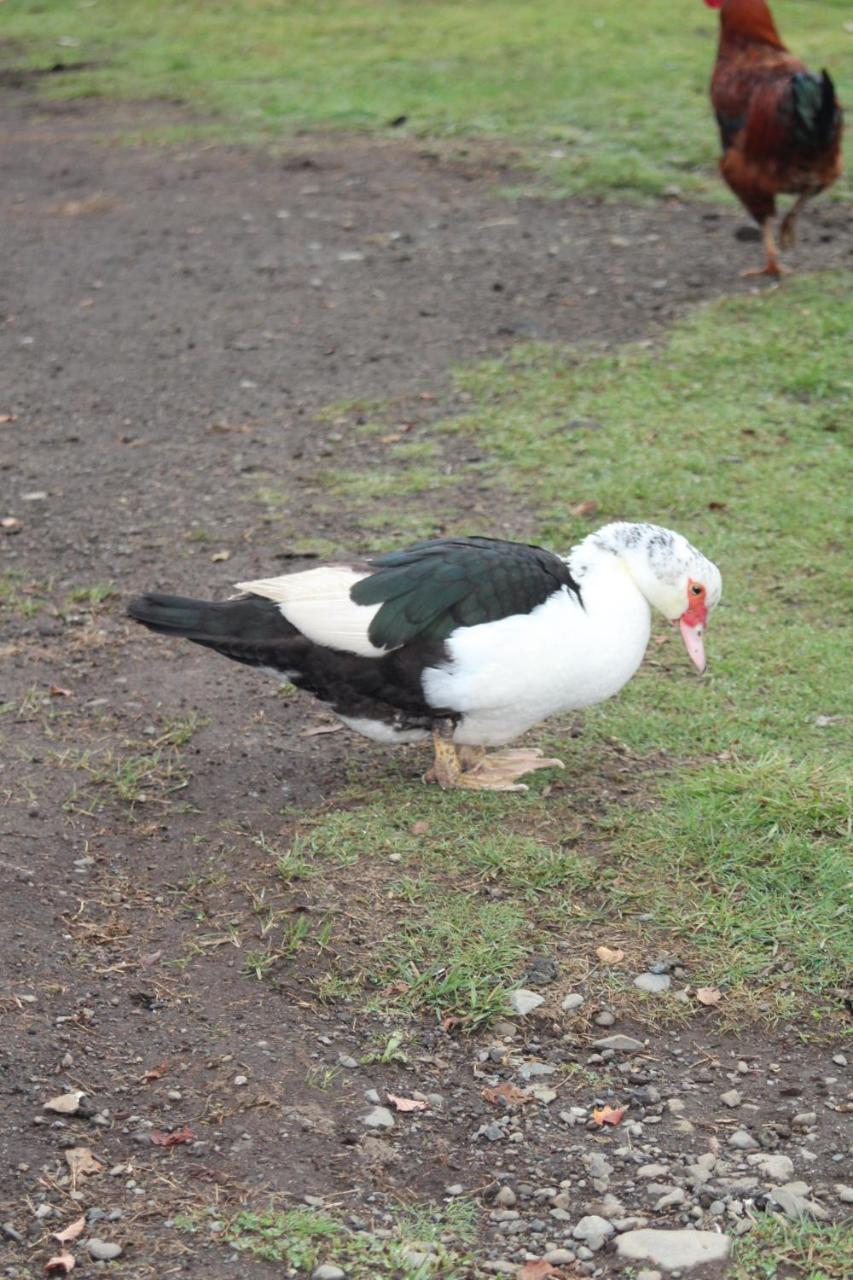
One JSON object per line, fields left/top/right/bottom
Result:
{"left": 128, "top": 522, "right": 721, "bottom": 791}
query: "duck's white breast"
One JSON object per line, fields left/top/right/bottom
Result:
{"left": 422, "top": 566, "right": 651, "bottom": 746}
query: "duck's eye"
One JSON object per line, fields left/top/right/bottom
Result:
{"left": 690, "top": 583, "right": 704, "bottom": 597}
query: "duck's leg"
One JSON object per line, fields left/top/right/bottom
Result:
{"left": 424, "top": 722, "right": 562, "bottom": 792}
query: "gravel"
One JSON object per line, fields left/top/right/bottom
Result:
{"left": 616, "top": 1228, "right": 732, "bottom": 1271}
{"left": 361, "top": 1106, "right": 395, "bottom": 1129}
{"left": 87, "top": 1239, "right": 123, "bottom": 1261}
{"left": 508, "top": 989, "right": 545, "bottom": 1016}
{"left": 592, "top": 1035, "right": 645, "bottom": 1052}
{"left": 634, "top": 974, "right": 671, "bottom": 994}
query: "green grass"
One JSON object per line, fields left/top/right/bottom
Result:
{"left": 270, "top": 275, "right": 852, "bottom": 1024}
{"left": 177, "top": 1202, "right": 483, "bottom": 1279}
{"left": 3, "top": 1, "right": 851, "bottom": 197}
{"left": 732, "top": 1216, "right": 853, "bottom": 1280}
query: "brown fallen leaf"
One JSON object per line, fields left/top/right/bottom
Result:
{"left": 141, "top": 1059, "right": 169, "bottom": 1083}
{"left": 571, "top": 499, "right": 598, "bottom": 518}
{"left": 52, "top": 1216, "right": 86, "bottom": 1245}
{"left": 592, "top": 1104, "right": 626, "bottom": 1127}
{"left": 49, "top": 685, "right": 73, "bottom": 698}
{"left": 595, "top": 945, "right": 625, "bottom": 965}
{"left": 65, "top": 1147, "right": 103, "bottom": 1187}
{"left": 696, "top": 987, "right": 722, "bottom": 1006}
{"left": 518, "top": 1260, "right": 564, "bottom": 1279}
{"left": 386, "top": 1093, "right": 428, "bottom": 1113}
{"left": 482, "top": 1082, "right": 532, "bottom": 1108}
{"left": 0, "top": 414, "right": 18, "bottom": 424}
{"left": 151, "top": 1125, "right": 194, "bottom": 1147}
{"left": 409, "top": 820, "right": 429, "bottom": 836}
{"left": 44, "top": 1090, "right": 84, "bottom": 1115}
{"left": 44, "top": 1254, "right": 75, "bottom": 1275}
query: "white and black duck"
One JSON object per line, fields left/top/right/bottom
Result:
{"left": 127, "top": 521, "right": 722, "bottom": 791}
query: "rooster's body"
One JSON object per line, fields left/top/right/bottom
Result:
{"left": 706, "top": 0, "right": 842, "bottom": 275}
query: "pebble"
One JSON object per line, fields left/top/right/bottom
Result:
{"left": 594, "top": 1010, "right": 616, "bottom": 1027}
{"left": 361, "top": 1106, "right": 394, "bottom": 1129}
{"left": 509, "top": 989, "right": 545, "bottom": 1016}
{"left": 593, "top": 1035, "right": 644, "bottom": 1053}
{"left": 728, "top": 1129, "right": 759, "bottom": 1150}
{"left": 747, "top": 1153, "right": 794, "bottom": 1183}
{"left": 338, "top": 1055, "right": 358, "bottom": 1069}
{"left": 312, "top": 1266, "right": 346, "bottom": 1280}
{"left": 543, "top": 1248, "right": 576, "bottom": 1264}
{"left": 2, "top": 1223, "right": 24, "bottom": 1244}
{"left": 634, "top": 973, "right": 671, "bottom": 994}
{"left": 561, "top": 993, "right": 584, "bottom": 1012}
{"left": 494, "top": 1186, "right": 517, "bottom": 1207}
{"left": 616, "top": 1228, "right": 732, "bottom": 1271}
{"left": 638, "top": 1164, "right": 669, "bottom": 1179}
{"left": 768, "top": 1185, "right": 829, "bottom": 1221}
{"left": 233, "top": 1075, "right": 248, "bottom": 1087}
{"left": 572, "top": 1215, "right": 615, "bottom": 1252}
{"left": 834, "top": 1184, "right": 853, "bottom": 1204}
{"left": 87, "top": 1240, "right": 123, "bottom": 1261}
{"left": 654, "top": 1188, "right": 685, "bottom": 1210}
{"left": 637, "top": 1272, "right": 663, "bottom": 1280}
{"left": 720, "top": 1089, "right": 742, "bottom": 1107}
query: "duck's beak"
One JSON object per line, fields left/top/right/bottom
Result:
{"left": 679, "top": 617, "right": 706, "bottom": 674}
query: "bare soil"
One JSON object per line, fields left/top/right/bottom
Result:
{"left": 1, "top": 85, "right": 850, "bottom": 1280}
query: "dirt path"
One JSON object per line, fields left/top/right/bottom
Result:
{"left": 2, "top": 89, "right": 850, "bottom": 1279}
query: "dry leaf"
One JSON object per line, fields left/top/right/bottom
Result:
{"left": 595, "top": 945, "right": 625, "bottom": 965}
{"left": 44, "top": 1254, "right": 75, "bottom": 1275}
{"left": 151, "top": 1125, "right": 194, "bottom": 1147}
{"left": 518, "top": 1261, "right": 564, "bottom": 1280}
{"left": 49, "top": 685, "right": 73, "bottom": 698}
{"left": 0, "top": 414, "right": 18, "bottom": 424}
{"left": 409, "top": 820, "right": 429, "bottom": 836}
{"left": 141, "top": 1059, "right": 169, "bottom": 1083}
{"left": 696, "top": 987, "right": 722, "bottom": 1006}
{"left": 300, "top": 722, "right": 344, "bottom": 737}
{"left": 571, "top": 499, "right": 598, "bottom": 518}
{"left": 44, "top": 1091, "right": 84, "bottom": 1115}
{"left": 386, "top": 1093, "right": 428, "bottom": 1113}
{"left": 210, "top": 549, "right": 231, "bottom": 562}
{"left": 1, "top": 517, "right": 21, "bottom": 530}
{"left": 139, "top": 949, "right": 163, "bottom": 969}
{"left": 52, "top": 1216, "right": 86, "bottom": 1245}
{"left": 65, "top": 1147, "right": 103, "bottom": 1186}
{"left": 482, "top": 1082, "right": 532, "bottom": 1108}
{"left": 592, "top": 1104, "right": 626, "bottom": 1127}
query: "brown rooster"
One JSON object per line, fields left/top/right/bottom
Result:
{"left": 705, "top": 0, "right": 843, "bottom": 275}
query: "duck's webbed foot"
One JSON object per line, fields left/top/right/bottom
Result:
{"left": 423, "top": 724, "right": 563, "bottom": 793}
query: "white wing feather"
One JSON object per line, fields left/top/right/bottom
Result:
{"left": 235, "top": 566, "right": 387, "bottom": 658}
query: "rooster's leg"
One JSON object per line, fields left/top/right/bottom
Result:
{"left": 779, "top": 194, "right": 809, "bottom": 250}
{"left": 741, "top": 220, "right": 791, "bottom": 278}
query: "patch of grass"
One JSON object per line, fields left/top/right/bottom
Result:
{"left": 65, "top": 582, "right": 115, "bottom": 610}
{"left": 179, "top": 1202, "right": 482, "bottom": 1278}
{"left": 0, "top": 573, "right": 52, "bottom": 620}
{"left": 4, "top": 1, "right": 851, "bottom": 198}
{"left": 731, "top": 1215, "right": 853, "bottom": 1280}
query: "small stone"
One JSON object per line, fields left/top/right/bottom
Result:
{"left": 834, "top": 1184, "right": 853, "bottom": 1204}
{"left": 637, "top": 1272, "right": 663, "bottom": 1280}
{"left": 233, "top": 1075, "right": 248, "bottom": 1087}
{"left": 445, "top": 1184, "right": 464, "bottom": 1197}
{"left": 747, "top": 1153, "right": 794, "bottom": 1183}
{"left": 494, "top": 1186, "right": 517, "bottom": 1207}
{"left": 792, "top": 1112, "right": 817, "bottom": 1127}
{"left": 831, "top": 1054, "right": 847, "bottom": 1066}
{"left": 2, "top": 1223, "right": 24, "bottom": 1244}
{"left": 87, "top": 1240, "right": 123, "bottom": 1261}
{"left": 638, "top": 1164, "right": 670, "bottom": 1179}
{"left": 728, "top": 1129, "right": 759, "bottom": 1150}
{"left": 768, "top": 1186, "right": 829, "bottom": 1221}
{"left": 720, "top": 1089, "right": 742, "bottom": 1108}
{"left": 561, "top": 993, "right": 584, "bottom": 1012}
{"left": 543, "top": 1249, "right": 575, "bottom": 1264}
{"left": 312, "top": 1266, "right": 346, "bottom": 1280}
{"left": 634, "top": 973, "right": 671, "bottom": 994}
{"left": 592, "top": 1035, "right": 644, "bottom": 1053}
{"left": 594, "top": 1010, "right": 616, "bottom": 1027}
{"left": 616, "top": 1228, "right": 731, "bottom": 1271}
{"left": 338, "top": 1055, "right": 358, "bottom": 1069}
{"left": 573, "top": 1214, "right": 615, "bottom": 1248}
{"left": 654, "top": 1189, "right": 686, "bottom": 1210}
{"left": 361, "top": 1106, "right": 394, "bottom": 1129}
{"left": 509, "top": 989, "right": 544, "bottom": 1016}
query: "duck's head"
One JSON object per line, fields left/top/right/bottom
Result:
{"left": 589, "top": 522, "right": 722, "bottom": 673}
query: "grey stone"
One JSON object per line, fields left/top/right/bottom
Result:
{"left": 508, "top": 989, "right": 545, "bottom": 1016}
{"left": 767, "top": 1187, "right": 829, "bottom": 1221}
{"left": 728, "top": 1129, "right": 759, "bottom": 1150}
{"left": 573, "top": 1214, "right": 615, "bottom": 1251}
{"left": 720, "top": 1089, "right": 742, "bottom": 1108}
{"left": 312, "top": 1267, "right": 346, "bottom": 1280}
{"left": 594, "top": 1010, "right": 616, "bottom": 1027}
{"left": 445, "top": 1184, "right": 464, "bottom": 1196}
{"left": 2, "top": 1223, "right": 24, "bottom": 1244}
{"left": 654, "top": 1189, "right": 686, "bottom": 1210}
{"left": 616, "top": 1229, "right": 732, "bottom": 1271}
{"left": 835, "top": 1184, "right": 853, "bottom": 1204}
{"left": 593, "top": 1034, "right": 644, "bottom": 1052}
{"left": 337, "top": 1055, "right": 358, "bottom": 1069}
{"left": 561, "top": 993, "right": 584, "bottom": 1012}
{"left": 747, "top": 1153, "right": 794, "bottom": 1183}
{"left": 638, "top": 1164, "right": 670, "bottom": 1179}
{"left": 87, "top": 1240, "right": 123, "bottom": 1262}
{"left": 634, "top": 973, "right": 671, "bottom": 994}
{"left": 637, "top": 1272, "right": 663, "bottom": 1280}
{"left": 361, "top": 1106, "right": 394, "bottom": 1129}
{"left": 543, "top": 1249, "right": 576, "bottom": 1264}
{"left": 494, "top": 1186, "right": 517, "bottom": 1207}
